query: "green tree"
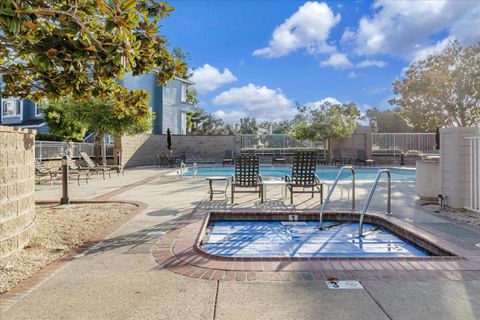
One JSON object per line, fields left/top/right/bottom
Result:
{"left": 290, "top": 102, "right": 362, "bottom": 160}
{"left": 365, "top": 108, "right": 413, "bottom": 133}
{"left": 239, "top": 117, "right": 258, "bottom": 134}
{"left": 0, "top": 0, "right": 184, "bottom": 113}
{"left": 391, "top": 40, "right": 480, "bottom": 130}
{"left": 44, "top": 96, "right": 152, "bottom": 164}
{"left": 44, "top": 100, "right": 89, "bottom": 141}
{"left": 187, "top": 107, "right": 227, "bottom": 135}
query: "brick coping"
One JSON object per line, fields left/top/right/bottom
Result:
{"left": 0, "top": 200, "right": 148, "bottom": 313}
{"left": 153, "top": 209, "right": 480, "bottom": 282}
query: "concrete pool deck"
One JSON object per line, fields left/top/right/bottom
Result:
{"left": 2, "top": 166, "right": 480, "bottom": 319}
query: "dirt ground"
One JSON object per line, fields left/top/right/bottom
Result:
{"left": 0, "top": 203, "right": 137, "bottom": 294}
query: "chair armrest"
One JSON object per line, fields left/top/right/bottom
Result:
{"left": 315, "top": 174, "right": 322, "bottom": 184}
{"left": 258, "top": 175, "right": 263, "bottom": 183}
{"left": 231, "top": 174, "right": 235, "bottom": 184}
{"left": 284, "top": 174, "right": 291, "bottom": 182}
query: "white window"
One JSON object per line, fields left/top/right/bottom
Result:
{"left": 36, "top": 103, "right": 46, "bottom": 116}
{"left": 181, "top": 84, "right": 187, "bottom": 103}
{"left": 2, "top": 99, "right": 21, "bottom": 117}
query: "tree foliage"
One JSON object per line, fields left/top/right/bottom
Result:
{"left": 239, "top": 117, "right": 258, "bottom": 134}
{"left": 391, "top": 40, "right": 480, "bottom": 130}
{"left": 0, "top": 0, "right": 184, "bottom": 113}
{"left": 44, "top": 96, "right": 152, "bottom": 140}
{"left": 44, "top": 99, "right": 89, "bottom": 141}
{"left": 291, "top": 102, "right": 362, "bottom": 141}
{"left": 187, "top": 107, "right": 229, "bottom": 135}
{"left": 365, "top": 108, "right": 413, "bottom": 133}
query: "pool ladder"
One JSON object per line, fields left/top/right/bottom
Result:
{"left": 318, "top": 167, "right": 392, "bottom": 237}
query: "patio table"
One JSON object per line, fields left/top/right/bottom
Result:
{"left": 262, "top": 178, "right": 287, "bottom": 201}
{"left": 206, "top": 176, "right": 230, "bottom": 201}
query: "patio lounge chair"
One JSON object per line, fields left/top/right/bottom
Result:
{"left": 223, "top": 150, "right": 234, "bottom": 166}
{"left": 64, "top": 155, "right": 90, "bottom": 185}
{"left": 80, "top": 151, "right": 123, "bottom": 178}
{"left": 332, "top": 149, "right": 351, "bottom": 166}
{"left": 231, "top": 155, "right": 263, "bottom": 203}
{"left": 35, "top": 160, "right": 60, "bottom": 186}
{"left": 285, "top": 151, "right": 323, "bottom": 204}
{"left": 272, "top": 150, "right": 287, "bottom": 166}
{"left": 355, "top": 149, "right": 375, "bottom": 166}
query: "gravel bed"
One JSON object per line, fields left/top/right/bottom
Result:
{"left": 0, "top": 203, "right": 137, "bottom": 294}
{"left": 421, "top": 203, "right": 480, "bottom": 229}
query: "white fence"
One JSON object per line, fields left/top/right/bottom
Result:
{"left": 35, "top": 141, "right": 114, "bottom": 160}
{"left": 372, "top": 133, "right": 438, "bottom": 155}
{"left": 240, "top": 134, "right": 325, "bottom": 150}
{"left": 466, "top": 136, "right": 480, "bottom": 213}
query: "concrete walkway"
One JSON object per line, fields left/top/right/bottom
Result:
{"left": 3, "top": 167, "right": 480, "bottom": 320}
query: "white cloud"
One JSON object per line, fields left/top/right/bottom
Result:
{"left": 212, "top": 83, "right": 297, "bottom": 121}
{"left": 305, "top": 97, "right": 342, "bottom": 109}
{"left": 320, "top": 53, "right": 353, "bottom": 69}
{"left": 344, "top": 0, "right": 480, "bottom": 59}
{"left": 356, "top": 59, "right": 386, "bottom": 68}
{"left": 347, "top": 71, "right": 358, "bottom": 78}
{"left": 410, "top": 37, "right": 453, "bottom": 62}
{"left": 190, "top": 64, "right": 237, "bottom": 94}
{"left": 213, "top": 110, "right": 247, "bottom": 123}
{"left": 252, "top": 1, "right": 340, "bottom": 58}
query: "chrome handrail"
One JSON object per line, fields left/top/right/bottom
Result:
{"left": 358, "top": 169, "right": 391, "bottom": 237}
{"left": 318, "top": 166, "right": 356, "bottom": 229}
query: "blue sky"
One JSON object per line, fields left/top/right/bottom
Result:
{"left": 161, "top": 0, "right": 480, "bottom": 122}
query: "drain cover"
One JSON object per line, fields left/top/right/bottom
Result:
{"left": 281, "top": 221, "right": 307, "bottom": 226}
{"left": 326, "top": 280, "right": 363, "bottom": 289}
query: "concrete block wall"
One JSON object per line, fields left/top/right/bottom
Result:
{"left": 118, "top": 134, "right": 238, "bottom": 167}
{"left": 331, "top": 126, "right": 372, "bottom": 159}
{"left": 0, "top": 125, "right": 36, "bottom": 258}
{"left": 440, "top": 127, "right": 480, "bottom": 209}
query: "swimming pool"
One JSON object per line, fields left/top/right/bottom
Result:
{"left": 201, "top": 220, "right": 429, "bottom": 258}
{"left": 183, "top": 166, "right": 415, "bottom": 180}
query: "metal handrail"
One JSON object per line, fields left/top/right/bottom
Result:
{"left": 318, "top": 166, "right": 356, "bottom": 229}
{"left": 358, "top": 169, "right": 392, "bottom": 237}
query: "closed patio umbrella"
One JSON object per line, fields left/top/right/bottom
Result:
{"left": 167, "top": 128, "right": 172, "bottom": 150}
{"left": 435, "top": 127, "right": 440, "bottom": 150}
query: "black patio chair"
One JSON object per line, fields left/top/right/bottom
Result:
{"left": 272, "top": 150, "right": 287, "bottom": 166}
{"left": 223, "top": 150, "right": 234, "bottom": 166}
{"left": 332, "top": 149, "right": 351, "bottom": 166}
{"left": 285, "top": 151, "right": 323, "bottom": 204}
{"left": 231, "top": 155, "right": 263, "bottom": 203}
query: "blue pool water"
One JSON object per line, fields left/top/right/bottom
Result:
{"left": 184, "top": 166, "right": 415, "bottom": 180}
{"left": 202, "top": 221, "right": 428, "bottom": 258}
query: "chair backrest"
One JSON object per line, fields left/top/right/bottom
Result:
{"left": 234, "top": 155, "right": 260, "bottom": 187}
{"left": 356, "top": 149, "right": 367, "bottom": 160}
{"left": 224, "top": 150, "right": 233, "bottom": 159}
{"left": 35, "top": 161, "right": 49, "bottom": 174}
{"left": 291, "top": 151, "right": 318, "bottom": 186}
{"left": 80, "top": 152, "right": 97, "bottom": 168}
{"left": 274, "top": 149, "right": 283, "bottom": 158}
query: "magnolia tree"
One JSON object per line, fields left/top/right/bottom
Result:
{"left": 0, "top": 0, "right": 185, "bottom": 119}
{"left": 391, "top": 41, "right": 480, "bottom": 130}
{"left": 290, "top": 102, "right": 362, "bottom": 160}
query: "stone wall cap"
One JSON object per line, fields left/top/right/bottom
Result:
{"left": 0, "top": 125, "right": 36, "bottom": 135}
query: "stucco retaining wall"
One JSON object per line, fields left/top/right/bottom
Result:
{"left": 118, "top": 134, "right": 238, "bottom": 167}
{"left": 0, "top": 125, "right": 36, "bottom": 258}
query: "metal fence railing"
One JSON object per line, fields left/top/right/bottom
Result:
{"left": 372, "top": 133, "right": 438, "bottom": 156}
{"left": 466, "top": 136, "right": 480, "bottom": 213}
{"left": 240, "top": 134, "right": 325, "bottom": 150}
{"left": 35, "top": 141, "right": 114, "bottom": 161}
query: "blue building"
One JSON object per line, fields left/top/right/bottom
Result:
{"left": 0, "top": 97, "right": 49, "bottom": 132}
{"left": 0, "top": 75, "right": 194, "bottom": 135}
{"left": 119, "top": 75, "right": 194, "bottom": 135}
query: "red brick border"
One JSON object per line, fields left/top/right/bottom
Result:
{"left": 153, "top": 209, "right": 480, "bottom": 282}
{"left": 0, "top": 200, "right": 148, "bottom": 313}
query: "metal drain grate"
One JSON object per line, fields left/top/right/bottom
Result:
{"left": 326, "top": 280, "right": 364, "bottom": 289}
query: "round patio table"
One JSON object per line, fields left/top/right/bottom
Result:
{"left": 205, "top": 176, "right": 230, "bottom": 201}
